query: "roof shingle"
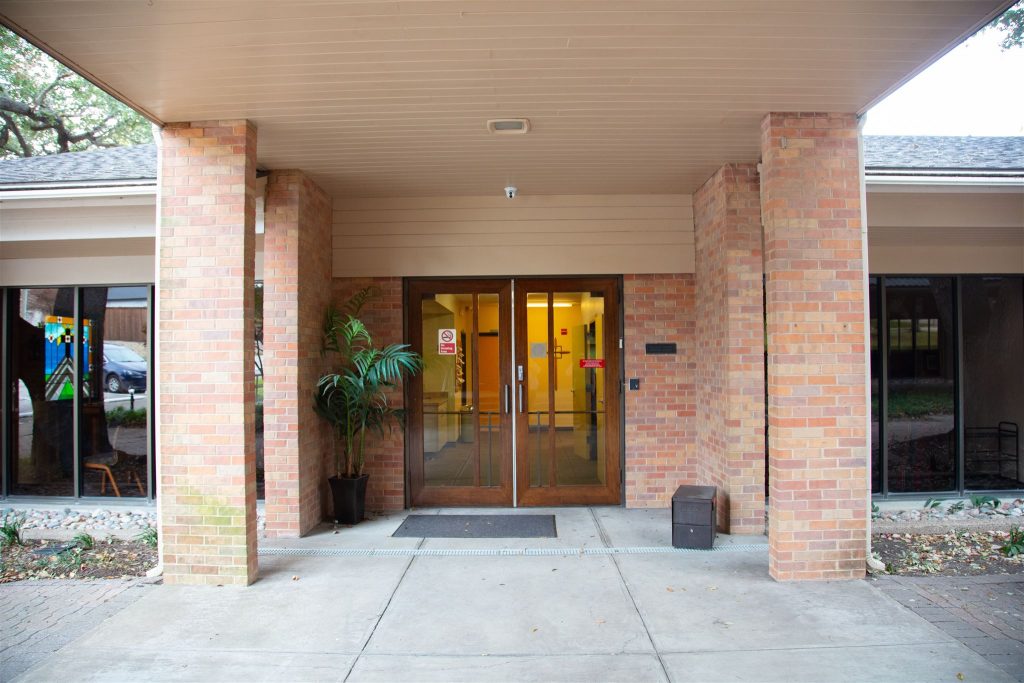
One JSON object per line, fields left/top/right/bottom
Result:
{"left": 0, "top": 144, "right": 156, "bottom": 186}
{"left": 0, "top": 136, "right": 1020, "bottom": 188}
{"left": 863, "top": 135, "right": 1024, "bottom": 171}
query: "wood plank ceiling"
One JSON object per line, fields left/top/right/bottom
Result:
{"left": 0, "top": 1, "right": 1010, "bottom": 198}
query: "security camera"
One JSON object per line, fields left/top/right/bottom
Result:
{"left": 504, "top": 186, "right": 517, "bottom": 200}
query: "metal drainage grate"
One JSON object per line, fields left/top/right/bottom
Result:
{"left": 258, "top": 544, "right": 768, "bottom": 558}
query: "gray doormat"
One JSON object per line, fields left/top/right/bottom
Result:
{"left": 393, "top": 514, "right": 557, "bottom": 538}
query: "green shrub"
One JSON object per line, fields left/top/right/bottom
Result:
{"left": 73, "top": 532, "right": 95, "bottom": 550}
{"left": 0, "top": 514, "right": 26, "bottom": 547}
{"left": 1001, "top": 527, "right": 1024, "bottom": 558}
{"left": 969, "top": 494, "right": 1000, "bottom": 511}
{"left": 137, "top": 526, "right": 158, "bottom": 548}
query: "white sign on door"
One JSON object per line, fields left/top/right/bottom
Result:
{"left": 438, "top": 328, "right": 457, "bottom": 355}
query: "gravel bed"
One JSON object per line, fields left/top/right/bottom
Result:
{"left": 872, "top": 498, "right": 1024, "bottom": 535}
{"left": 2, "top": 506, "right": 268, "bottom": 537}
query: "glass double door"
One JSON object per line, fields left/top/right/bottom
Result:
{"left": 407, "top": 278, "right": 621, "bottom": 507}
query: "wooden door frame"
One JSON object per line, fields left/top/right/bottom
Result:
{"left": 513, "top": 277, "right": 623, "bottom": 506}
{"left": 405, "top": 278, "right": 513, "bottom": 506}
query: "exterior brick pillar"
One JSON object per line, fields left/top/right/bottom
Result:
{"left": 158, "top": 120, "right": 258, "bottom": 585}
{"left": 263, "top": 171, "right": 333, "bottom": 537}
{"left": 693, "top": 164, "right": 766, "bottom": 534}
{"left": 760, "top": 113, "right": 868, "bottom": 581}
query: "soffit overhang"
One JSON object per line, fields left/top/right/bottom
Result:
{"left": 0, "top": 1, "right": 1013, "bottom": 197}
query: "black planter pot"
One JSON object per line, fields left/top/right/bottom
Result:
{"left": 329, "top": 474, "right": 369, "bottom": 525}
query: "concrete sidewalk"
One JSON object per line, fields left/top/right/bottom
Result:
{"left": 12, "top": 508, "right": 1018, "bottom": 682}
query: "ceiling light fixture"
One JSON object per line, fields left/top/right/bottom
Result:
{"left": 487, "top": 118, "right": 530, "bottom": 135}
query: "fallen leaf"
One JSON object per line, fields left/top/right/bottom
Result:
{"left": 956, "top": 673, "right": 965, "bottom": 681}
{"left": 531, "top": 627, "right": 539, "bottom": 633}
{"left": 292, "top": 575, "right": 300, "bottom": 581}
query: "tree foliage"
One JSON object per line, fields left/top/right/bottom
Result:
{"left": 989, "top": 0, "right": 1024, "bottom": 49}
{"left": 0, "top": 26, "right": 152, "bottom": 159}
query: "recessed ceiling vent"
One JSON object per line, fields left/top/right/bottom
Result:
{"left": 487, "top": 118, "right": 530, "bottom": 135}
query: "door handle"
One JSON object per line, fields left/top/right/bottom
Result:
{"left": 518, "top": 384, "right": 524, "bottom": 414}
{"left": 504, "top": 384, "right": 511, "bottom": 414}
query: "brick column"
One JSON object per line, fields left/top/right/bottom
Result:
{"left": 693, "top": 164, "right": 766, "bottom": 534}
{"left": 158, "top": 120, "right": 258, "bottom": 585}
{"left": 760, "top": 113, "right": 868, "bottom": 581}
{"left": 263, "top": 171, "right": 333, "bottom": 537}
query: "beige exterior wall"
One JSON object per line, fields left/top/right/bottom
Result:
{"left": 332, "top": 195, "right": 695, "bottom": 277}
{"left": 0, "top": 193, "right": 265, "bottom": 286}
{"left": 867, "top": 188, "right": 1024, "bottom": 274}
{"left": 3, "top": 186, "right": 1022, "bottom": 284}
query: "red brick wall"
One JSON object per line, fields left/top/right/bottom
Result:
{"left": 330, "top": 277, "right": 406, "bottom": 513}
{"left": 623, "top": 274, "right": 697, "bottom": 507}
{"left": 694, "top": 164, "right": 766, "bottom": 534}
{"left": 263, "top": 170, "right": 333, "bottom": 537}
{"left": 158, "top": 120, "right": 258, "bottom": 585}
{"left": 761, "top": 112, "right": 868, "bottom": 580}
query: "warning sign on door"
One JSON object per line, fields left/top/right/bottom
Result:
{"left": 579, "top": 358, "right": 605, "bottom": 369}
{"left": 438, "top": 328, "right": 457, "bottom": 355}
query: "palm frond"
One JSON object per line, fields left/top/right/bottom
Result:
{"left": 343, "top": 286, "right": 377, "bottom": 317}
{"left": 315, "top": 287, "right": 422, "bottom": 477}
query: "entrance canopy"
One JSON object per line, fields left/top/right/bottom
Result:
{"left": 0, "top": 1, "right": 1012, "bottom": 197}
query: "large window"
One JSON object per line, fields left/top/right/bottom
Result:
{"left": 962, "top": 277, "right": 1024, "bottom": 491}
{"left": 871, "top": 275, "right": 1024, "bottom": 496}
{"left": 2, "top": 286, "right": 153, "bottom": 499}
{"left": 7, "top": 288, "right": 77, "bottom": 496}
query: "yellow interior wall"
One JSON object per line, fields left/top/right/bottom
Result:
{"left": 525, "top": 294, "right": 606, "bottom": 428}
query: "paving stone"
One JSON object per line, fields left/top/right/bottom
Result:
{"left": 872, "top": 575, "right": 1024, "bottom": 683}
{"left": 963, "top": 638, "right": 1024, "bottom": 656}
{"left": 910, "top": 606, "right": 958, "bottom": 621}
{"left": 0, "top": 579, "right": 153, "bottom": 681}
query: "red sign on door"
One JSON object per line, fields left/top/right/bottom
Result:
{"left": 579, "top": 358, "right": 605, "bottom": 369}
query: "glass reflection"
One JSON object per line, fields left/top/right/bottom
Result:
{"left": 79, "top": 287, "right": 148, "bottom": 497}
{"left": 962, "top": 276, "right": 1024, "bottom": 490}
{"left": 9, "top": 288, "right": 76, "bottom": 496}
{"left": 885, "top": 277, "right": 956, "bottom": 493}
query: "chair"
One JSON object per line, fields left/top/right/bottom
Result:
{"left": 83, "top": 425, "right": 145, "bottom": 497}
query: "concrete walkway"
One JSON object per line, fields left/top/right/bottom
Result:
{"left": 11, "top": 508, "right": 1019, "bottom": 682}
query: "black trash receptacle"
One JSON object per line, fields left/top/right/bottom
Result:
{"left": 671, "top": 485, "right": 716, "bottom": 549}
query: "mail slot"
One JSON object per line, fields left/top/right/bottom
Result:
{"left": 671, "top": 485, "right": 716, "bottom": 550}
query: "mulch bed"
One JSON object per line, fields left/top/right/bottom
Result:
{"left": 0, "top": 538, "right": 157, "bottom": 583}
{"left": 873, "top": 529, "right": 1024, "bottom": 576}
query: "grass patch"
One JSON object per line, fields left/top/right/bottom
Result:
{"left": 872, "top": 389, "right": 952, "bottom": 419}
{"left": 106, "top": 407, "right": 147, "bottom": 428}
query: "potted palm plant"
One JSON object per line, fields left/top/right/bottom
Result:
{"left": 315, "top": 287, "right": 422, "bottom": 524}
